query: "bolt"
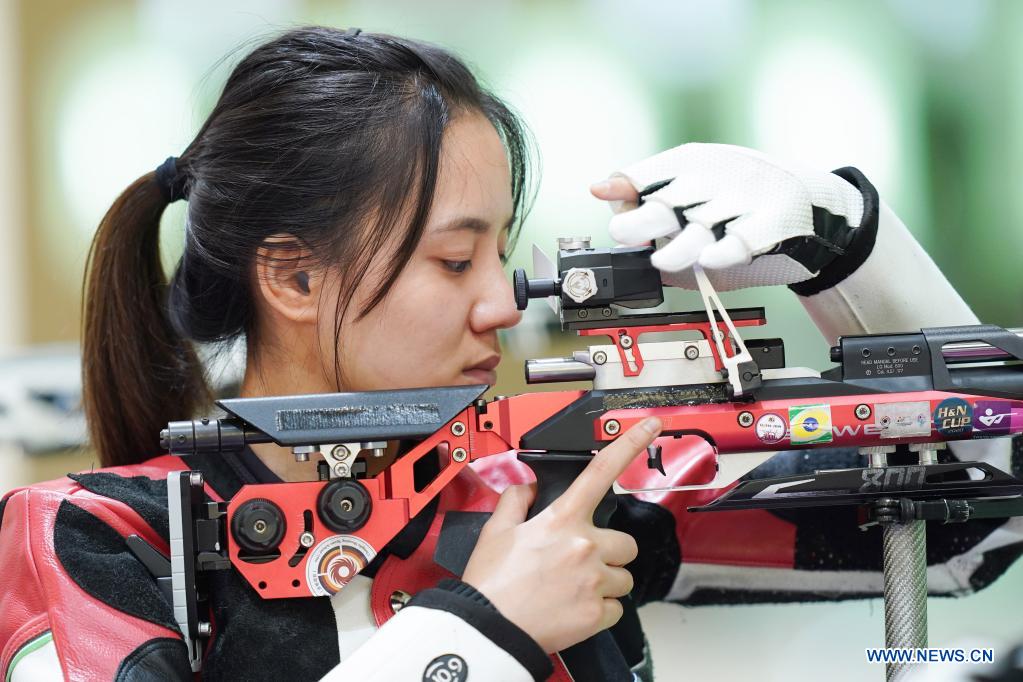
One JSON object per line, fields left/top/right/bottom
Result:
{"left": 855, "top": 404, "right": 872, "bottom": 420}
{"left": 912, "top": 345, "right": 922, "bottom": 355}
{"left": 452, "top": 447, "right": 468, "bottom": 462}
{"left": 253, "top": 519, "right": 268, "bottom": 534}
{"left": 592, "top": 350, "right": 608, "bottom": 365}
{"left": 887, "top": 346, "right": 897, "bottom": 357}
{"left": 451, "top": 421, "right": 466, "bottom": 437}
{"left": 332, "top": 462, "right": 350, "bottom": 478}
{"left": 620, "top": 334, "right": 634, "bottom": 349}
{"left": 604, "top": 419, "right": 621, "bottom": 436}
{"left": 189, "top": 471, "right": 204, "bottom": 488}
{"left": 601, "top": 307, "right": 612, "bottom": 317}
{"left": 197, "top": 622, "right": 212, "bottom": 637}
{"left": 861, "top": 348, "right": 871, "bottom": 358}
{"left": 390, "top": 590, "right": 412, "bottom": 613}
{"left": 339, "top": 498, "right": 354, "bottom": 513}
{"left": 299, "top": 532, "right": 315, "bottom": 548}
{"left": 331, "top": 444, "right": 351, "bottom": 459}
{"left": 684, "top": 345, "right": 700, "bottom": 360}
{"left": 577, "top": 309, "right": 589, "bottom": 319}
{"left": 737, "top": 411, "right": 754, "bottom": 427}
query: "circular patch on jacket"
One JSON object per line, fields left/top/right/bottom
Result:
{"left": 423, "top": 654, "right": 468, "bottom": 682}
{"left": 305, "top": 535, "right": 376, "bottom": 596}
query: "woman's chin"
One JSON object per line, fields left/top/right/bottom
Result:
{"left": 460, "top": 368, "right": 497, "bottom": 386}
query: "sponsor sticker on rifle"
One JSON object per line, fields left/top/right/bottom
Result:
{"left": 933, "top": 397, "right": 972, "bottom": 437}
{"left": 789, "top": 404, "right": 833, "bottom": 445}
{"left": 972, "top": 400, "right": 1023, "bottom": 437}
{"left": 874, "top": 401, "right": 931, "bottom": 439}
{"left": 755, "top": 413, "right": 786, "bottom": 444}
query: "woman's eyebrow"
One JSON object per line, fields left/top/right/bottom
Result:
{"left": 434, "top": 216, "right": 514, "bottom": 234}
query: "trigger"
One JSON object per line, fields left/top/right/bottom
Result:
{"left": 646, "top": 444, "right": 665, "bottom": 476}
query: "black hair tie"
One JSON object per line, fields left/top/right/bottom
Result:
{"left": 155, "top": 156, "right": 189, "bottom": 203}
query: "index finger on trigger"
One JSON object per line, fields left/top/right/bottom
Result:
{"left": 558, "top": 417, "right": 662, "bottom": 516}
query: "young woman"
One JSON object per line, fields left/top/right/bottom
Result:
{"left": 1, "top": 26, "right": 1019, "bottom": 682}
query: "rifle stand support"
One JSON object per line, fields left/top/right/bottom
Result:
{"left": 882, "top": 517, "right": 928, "bottom": 681}
{"left": 864, "top": 443, "right": 944, "bottom": 682}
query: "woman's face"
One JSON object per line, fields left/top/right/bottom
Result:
{"left": 328, "top": 113, "right": 523, "bottom": 392}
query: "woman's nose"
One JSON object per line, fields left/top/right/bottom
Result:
{"left": 470, "top": 264, "right": 523, "bottom": 333}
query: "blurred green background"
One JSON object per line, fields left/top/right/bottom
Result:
{"left": 0, "top": 1, "right": 1021, "bottom": 680}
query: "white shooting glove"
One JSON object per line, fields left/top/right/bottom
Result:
{"left": 606, "top": 143, "right": 878, "bottom": 294}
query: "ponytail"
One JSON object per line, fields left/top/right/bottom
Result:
{"left": 82, "top": 171, "right": 211, "bottom": 467}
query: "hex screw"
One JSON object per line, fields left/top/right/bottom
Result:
{"left": 604, "top": 419, "right": 621, "bottom": 436}
{"left": 592, "top": 351, "right": 608, "bottom": 365}
{"left": 452, "top": 447, "right": 468, "bottom": 462}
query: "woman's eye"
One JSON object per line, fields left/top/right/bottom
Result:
{"left": 443, "top": 260, "right": 472, "bottom": 274}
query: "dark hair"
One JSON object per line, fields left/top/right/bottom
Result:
{"left": 82, "top": 27, "right": 533, "bottom": 467}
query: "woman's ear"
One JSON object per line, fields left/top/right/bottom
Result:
{"left": 254, "top": 234, "right": 322, "bottom": 325}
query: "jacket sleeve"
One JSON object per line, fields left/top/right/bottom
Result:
{"left": 608, "top": 179, "right": 1023, "bottom": 607}
{"left": 0, "top": 485, "right": 191, "bottom": 681}
{"left": 321, "top": 579, "right": 553, "bottom": 682}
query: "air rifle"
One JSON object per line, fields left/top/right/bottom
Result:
{"left": 149, "top": 237, "right": 1023, "bottom": 674}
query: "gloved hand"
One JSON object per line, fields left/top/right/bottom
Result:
{"left": 591, "top": 143, "right": 878, "bottom": 293}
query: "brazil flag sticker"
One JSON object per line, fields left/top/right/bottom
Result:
{"left": 788, "top": 404, "right": 833, "bottom": 445}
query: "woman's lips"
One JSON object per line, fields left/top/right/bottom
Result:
{"left": 462, "top": 368, "right": 497, "bottom": 385}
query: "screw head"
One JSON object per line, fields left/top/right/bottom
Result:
{"left": 451, "top": 421, "right": 466, "bottom": 437}
{"left": 577, "top": 309, "right": 589, "bottom": 319}
{"left": 684, "top": 345, "right": 700, "bottom": 360}
{"left": 390, "top": 589, "right": 412, "bottom": 613}
{"left": 339, "top": 498, "right": 354, "bottom": 513}
{"left": 331, "top": 444, "right": 351, "bottom": 459}
{"left": 592, "top": 350, "right": 608, "bottom": 365}
{"left": 737, "top": 411, "right": 754, "bottom": 428}
{"left": 604, "top": 419, "right": 621, "bottom": 436}
{"left": 855, "top": 404, "right": 872, "bottom": 420}
{"left": 332, "top": 462, "right": 350, "bottom": 478}
{"left": 253, "top": 519, "right": 268, "bottom": 534}
{"left": 452, "top": 447, "right": 468, "bottom": 462}
{"left": 601, "top": 307, "right": 612, "bottom": 317}
{"left": 620, "top": 334, "right": 634, "bottom": 349}
{"left": 299, "top": 531, "right": 315, "bottom": 548}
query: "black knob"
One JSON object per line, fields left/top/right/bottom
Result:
{"left": 317, "top": 479, "right": 372, "bottom": 533}
{"left": 513, "top": 268, "right": 529, "bottom": 310}
{"left": 231, "top": 498, "right": 286, "bottom": 554}
{"left": 829, "top": 345, "right": 842, "bottom": 363}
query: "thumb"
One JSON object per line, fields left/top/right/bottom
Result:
{"left": 484, "top": 483, "right": 537, "bottom": 533}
